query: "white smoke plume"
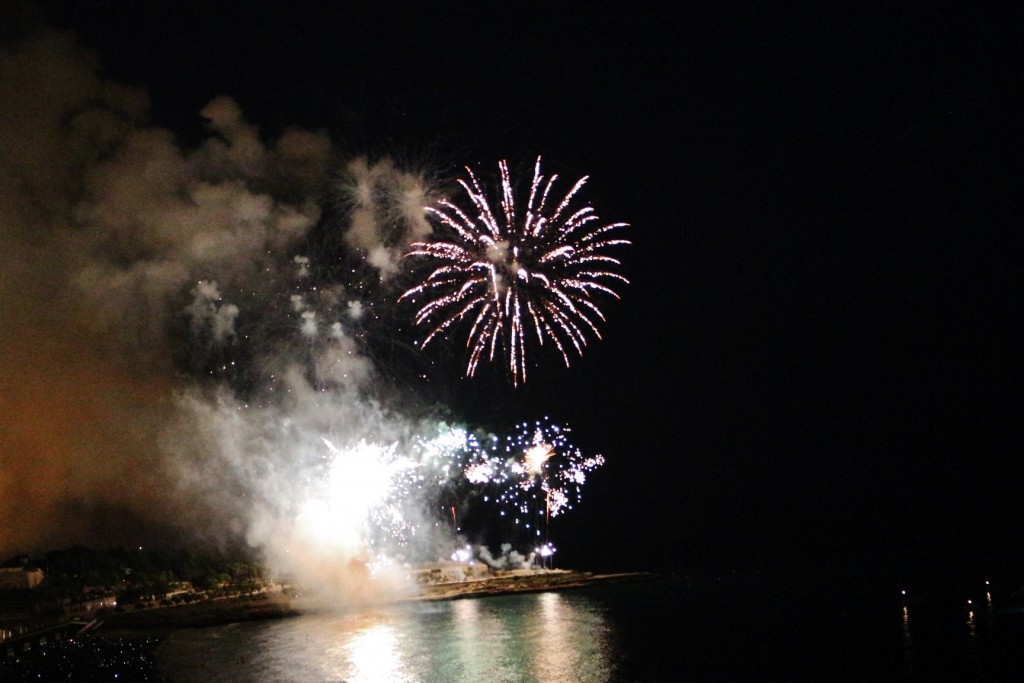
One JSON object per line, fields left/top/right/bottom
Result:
{"left": 185, "top": 281, "right": 239, "bottom": 345}
{"left": 477, "top": 543, "right": 535, "bottom": 570}
{"left": 337, "top": 156, "right": 434, "bottom": 280}
{"left": 0, "top": 26, "right": 455, "bottom": 603}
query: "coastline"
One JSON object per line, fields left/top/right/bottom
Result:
{"left": 413, "top": 569, "right": 659, "bottom": 601}
{"left": 97, "top": 570, "right": 659, "bottom": 633}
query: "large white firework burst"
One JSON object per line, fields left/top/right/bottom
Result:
{"left": 400, "top": 157, "right": 630, "bottom": 385}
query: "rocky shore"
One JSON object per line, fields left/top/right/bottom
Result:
{"left": 414, "top": 569, "right": 657, "bottom": 601}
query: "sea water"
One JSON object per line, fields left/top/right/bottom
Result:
{"left": 155, "top": 575, "right": 1024, "bottom": 682}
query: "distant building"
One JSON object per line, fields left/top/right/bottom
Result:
{"left": 0, "top": 567, "right": 44, "bottom": 590}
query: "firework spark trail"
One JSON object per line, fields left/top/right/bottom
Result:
{"left": 400, "top": 157, "right": 630, "bottom": 385}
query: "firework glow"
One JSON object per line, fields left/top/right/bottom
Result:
{"left": 0, "top": 27, "right": 618, "bottom": 602}
{"left": 524, "top": 440, "right": 555, "bottom": 476}
{"left": 400, "top": 157, "right": 630, "bottom": 385}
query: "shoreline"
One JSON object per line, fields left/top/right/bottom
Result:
{"left": 96, "top": 570, "right": 660, "bottom": 633}
{"left": 413, "top": 570, "right": 660, "bottom": 601}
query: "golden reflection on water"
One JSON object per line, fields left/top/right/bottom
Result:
{"left": 450, "top": 591, "right": 613, "bottom": 681}
{"left": 321, "top": 591, "right": 613, "bottom": 682}
{"left": 344, "top": 622, "right": 407, "bottom": 683}
{"left": 320, "top": 612, "right": 414, "bottom": 683}
{"left": 900, "top": 604, "right": 914, "bottom": 669}
{"left": 533, "top": 592, "right": 581, "bottom": 680}
{"left": 166, "top": 591, "right": 618, "bottom": 682}
{"left": 451, "top": 597, "right": 516, "bottom": 679}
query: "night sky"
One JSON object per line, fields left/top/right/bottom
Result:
{"left": 2, "top": 2, "right": 1019, "bottom": 582}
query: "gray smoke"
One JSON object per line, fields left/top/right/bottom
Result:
{"left": 0, "top": 26, "right": 453, "bottom": 602}
{"left": 477, "top": 543, "right": 536, "bottom": 570}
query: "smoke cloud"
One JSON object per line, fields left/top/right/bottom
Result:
{"left": 338, "top": 156, "right": 435, "bottom": 280}
{"left": 0, "top": 26, "right": 451, "bottom": 602}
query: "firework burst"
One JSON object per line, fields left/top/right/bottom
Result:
{"left": 400, "top": 157, "right": 629, "bottom": 385}
{"left": 459, "top": 419, "right": 605, "bottom": 541}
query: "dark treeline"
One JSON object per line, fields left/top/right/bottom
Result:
{"left": 2, "top": 545, "right": 266, "bottom": 613}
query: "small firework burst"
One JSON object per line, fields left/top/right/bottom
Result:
{"left": 458, "top": 419, "right": 605, "bottom": 541}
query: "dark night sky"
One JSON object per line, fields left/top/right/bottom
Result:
{"left": 13, "top": 2, "right": 1022, "bottom": 579}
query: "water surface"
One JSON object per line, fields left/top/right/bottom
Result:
{"left": 156, "top": 576, "right": 1024, "bottom": 682}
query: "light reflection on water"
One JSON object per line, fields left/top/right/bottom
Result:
{"left": 338, "top": 620, "right": 407, "bottom": 682}
{"left": 146, "top": 577, "right": 1024, "bottom": 681}
{"left": 158, "top": 590, "right": 615, "bottom": 682}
